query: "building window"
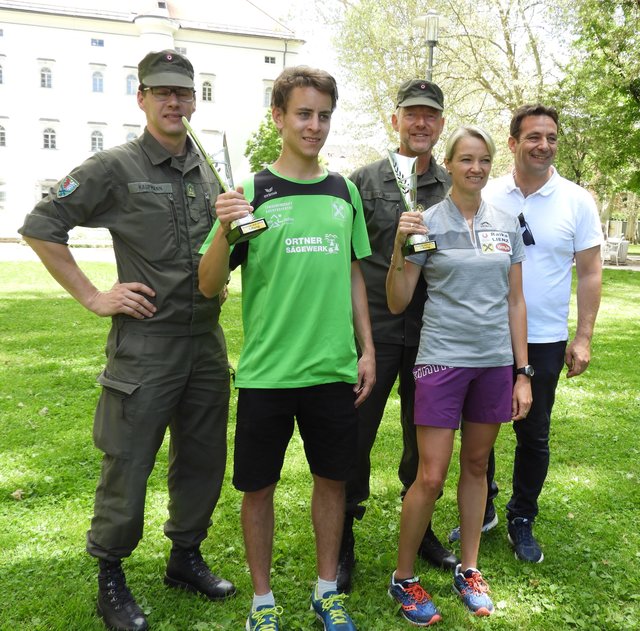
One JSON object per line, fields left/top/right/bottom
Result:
{"left": 263, "top": 86, "right": 273, "bottom": 107}
{"left": 92, "top": 71, "right": 104, "bottom": 93}
{"left": 41, "top": 67, "right": 52, "bottom": 88}
{"left": 126, "top": 74, "right": 137, "bottom": 95}
{"left": 0, "top": 125, "right": 5, "bottom": 147}
{"left": 175, "top": 46, "right": 187, "bottom": 55}
{"left": 264, "top": 56, "right": 276, "bottom": 64}
{"left": 202, "top": 81, "right": 213, "bottom": 102}
{"left": 91, "top": 38, "right": 104, "bottom": 47}
{"left": 126, "top": 131, "right": 137, "bottom": 142}
{"left": 43, "top": 128, "right": 56, "bottom": 149}
{"left": 91, "top": 130, "right": 104, "bottom": 152}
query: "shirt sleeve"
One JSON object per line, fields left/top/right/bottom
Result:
{"left": 198, "top": 221, "right": 219, "bottom": 254}
{"left": 574, "top": 190, "right": 604, "bottom": 252}
{"left": 18, "top": 153, "right": 114, "bottom": 243}
{"left": 510, "top": 213, "right": 526, "bottom": 264}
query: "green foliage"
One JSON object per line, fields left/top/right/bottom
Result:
{"left": 244, "top": 110, "right": 282, "bottom": 173}
{"left": 327, "top": 0, "right": 565, "bottom": 160}
{"left": 1, "top": 260, "right": 640, "bottom": 629}
{"left": 553, "top": 0, "right": 640, "bottom": 196}
{"left": 329, "top": 0, "right": 638, "bottom": 202}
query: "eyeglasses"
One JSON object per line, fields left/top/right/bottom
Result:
{"left": 518, "top": 212, "right": 535, "bottom": 246}
{"left": 143, "top": 86, "right": 195, "bottom": 102}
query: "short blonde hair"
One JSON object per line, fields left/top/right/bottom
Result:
{"left": 445, "top": 126, "right": 496, "bottom": 161}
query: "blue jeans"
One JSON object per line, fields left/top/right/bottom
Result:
{"left": 486, "top": 341, "right": 567, "bottom": 522}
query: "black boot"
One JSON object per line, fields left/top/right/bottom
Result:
{"left": 336, "top": 515, "right": 356, "bottom": 594}
{"left": 165, "top": 546, "right": 236, "bottom": 600}
{"left": 418, "top": 522, "right": 460, "bottom": 571}
{"left": 97, "top": 559, "right": 148, "bottom": 631}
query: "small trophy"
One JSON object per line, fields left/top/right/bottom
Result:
{"left": 182, "top": 117, "right": 268, "bottom": 245}
{"left": 387, "top": 150, "right": 437, "bottom": 256}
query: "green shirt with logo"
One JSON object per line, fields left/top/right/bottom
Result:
{"left": 200, "top": 166, "right": 371, "bottom": 388}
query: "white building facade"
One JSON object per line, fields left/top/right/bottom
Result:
{"left": 0, "top": 0, "right": 301, "bottom": 239}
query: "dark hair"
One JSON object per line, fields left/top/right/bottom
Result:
{"left": 510, "top": 104, "right": 559, "bottom": 139}
{"left": 271, "top": 66, "right": 338, "bottom": 112}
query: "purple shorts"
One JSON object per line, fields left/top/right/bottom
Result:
{"left": 413, "top": 365, "right": 513, "bottom": 430}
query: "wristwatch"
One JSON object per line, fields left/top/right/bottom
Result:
{"left": 515, "top": 365, "right": 535, "bottom": 377}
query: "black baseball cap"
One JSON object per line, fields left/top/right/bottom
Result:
{"left": 396, "top": 79, "right": 444, "bottom": 111}
{"left": 138, "top": 50, "right": 194, "bottom": 88}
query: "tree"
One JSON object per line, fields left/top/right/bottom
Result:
{"left": 244, "top": 110, "right": 282, "bottom": 173}
{"left": 326, "top": 0, "right": 566, "bottom": 168}
{"left": 555, "top": 1, "right": 640, "bottom": 193}
{"left": 550, "top": 1, "right": 640, "bottom": 239}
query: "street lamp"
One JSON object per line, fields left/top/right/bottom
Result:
{"left": 414, "top": 9, "right": 440, "bottom": 82}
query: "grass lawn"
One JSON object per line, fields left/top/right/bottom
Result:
{"left": 1, "top": 261, "right": 639, "bottom": 630}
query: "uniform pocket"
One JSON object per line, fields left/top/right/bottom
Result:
{"left": 123, "top": 186, "right": 180, "bottom": 261}
{"left": 93, "top": 370, "right": 141, "bottom": 458}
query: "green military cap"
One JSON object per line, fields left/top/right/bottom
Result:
{"left": 138, "top": 49, "right": 194, "bottom": 88}
{"left": 396, "top": 79, "right": 444, "bottom": 111}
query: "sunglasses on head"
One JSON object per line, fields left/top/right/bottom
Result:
{"left": 518, "top": 213, "right": 535, "bottom": 246}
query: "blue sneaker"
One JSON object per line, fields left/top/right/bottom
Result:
{"left": 448, "top": 510, "right": 498, "bottom": 543}
{"left": 310, "top": 589, "right": 357, "bottom": 630}
{"left": 452, "top": 564, "right": 494, "bottom": 616}
{"left": 388, "top": 575, "right": 441, "bottom": 626}
{"left": 246, "top": 604, "right": 283, "bottom": 630}
{"left": 507, "top": 517, "right": 544, "bottom": 563}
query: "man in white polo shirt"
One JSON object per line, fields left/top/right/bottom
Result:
{"left": 476, "top": 104, "right": 602, "bottom": 563}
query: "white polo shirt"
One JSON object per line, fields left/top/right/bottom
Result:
{"left": 483, "top": 168, "right": 603, "bottom": 343}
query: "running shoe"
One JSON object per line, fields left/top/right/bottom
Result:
{"left": 448, "top": 510, "right": 498, "bottom": 543}
{"left": 452, "top": 564, "right": 494, "bottom": 616}
{"left": 507, "top": 517, "right": 544, "bottom": 563}
{"left": 310, "top": 589, "right": 357, "bottom": 630}
{"left": 388, "top": 574, "right": 441, "bottom": 626}
{"left": 246, "top": 604, "right": 283, "bottom": 631}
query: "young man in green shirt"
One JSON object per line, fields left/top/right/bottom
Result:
{"left": 199, "top": 66, "right": 375, "bottom": 631}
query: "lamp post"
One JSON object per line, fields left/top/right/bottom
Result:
{"left": 414, "top": 9, "right": 440, "bottom": 82}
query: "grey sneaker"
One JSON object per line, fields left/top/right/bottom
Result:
{"left": 507, "top": 517, "right": 543, "bottom": 563}
{"left": 448, "top": 512, "right": 498, "bottom": 543}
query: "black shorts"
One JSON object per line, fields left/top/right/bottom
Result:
{"left": 233, "top": 382, "right": 359, "bottom": 492}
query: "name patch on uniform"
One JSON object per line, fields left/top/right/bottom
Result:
{"left": 127, "top": 182, "right": 173, "bottom": 194}
{"left": 57, "top": 176, "right": 80, "bottom": 198}
{"left": 478, "top": 231, "right": 512, "bottom": 254}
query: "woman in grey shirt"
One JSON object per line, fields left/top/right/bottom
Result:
{"left": 385, "top": 126, "right": 531, "bottom": 625}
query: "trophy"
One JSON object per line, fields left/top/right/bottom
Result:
{"left": 387, "top": 150, "right": 437, "bottom": 256}
{"left": 182, "top": 117, "right": 268, "bottom": 245}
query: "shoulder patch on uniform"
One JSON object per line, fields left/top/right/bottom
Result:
{"left": 57, "top": 176, "right": 80, "bottom": 198}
